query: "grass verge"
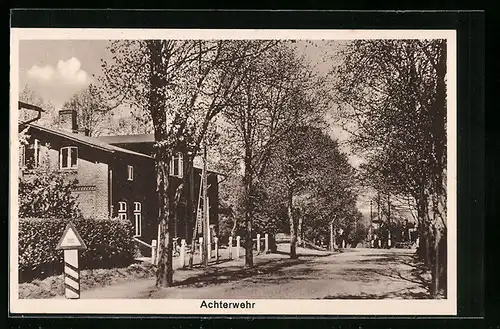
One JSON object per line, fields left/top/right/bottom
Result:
{"left": 19, "top": 261, "right": 156, "bottom": 299}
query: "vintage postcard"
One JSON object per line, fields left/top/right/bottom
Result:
{"left": 10, "top": 28, "right": 457, "bottom": 315}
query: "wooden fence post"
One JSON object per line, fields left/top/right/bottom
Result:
{"left": 214, "top": 237, "right": 219, "bottom": 262}
{"left": 199, "top": 237, "right": 203, "bottom": 263}
{"left": 236, "top": 236, "right": 241, "bottom": 259}
{"left": 151, "top": 240, "right": 157, "bottom": 265}
{"left": 180, "top": 239, "right": 186, "bottom": 268}
{"left": 228, "top": 236, "right": 233, "bottom": 259}
{"left": 264, "top": 233, "right": 269, "bottom": 253}
{"left": 256, "top": 234, "right": 261, "bottom": 253}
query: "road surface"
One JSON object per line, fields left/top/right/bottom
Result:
{"left": 75, "top": 247, "right": 430, "bottom": 299}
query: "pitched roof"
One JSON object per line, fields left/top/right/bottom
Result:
{"left": 19, "top": 101, "right": 45, "bottom": 112}
{"left": 97, "top": 134, "right": 155, "bottom": 144}
{"left": 28, "top": 124, "right": 225, "bottom": 175}
{"left": 28, "top": 123, "right": 152, "bottom": 159}
{"left": 98, "top": 133, "right": 225, "bottom": 175}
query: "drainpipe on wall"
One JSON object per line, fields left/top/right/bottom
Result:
{"left": 109, "top": 168, "right": 113, "bottom": 217}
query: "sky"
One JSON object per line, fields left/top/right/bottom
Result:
{"left": 19, "top": 40, "right": 111, "bottom": 109}
{"left": 17, "top": 39, "right": 372, "bottom": 213}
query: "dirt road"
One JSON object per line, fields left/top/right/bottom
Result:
{"left": 72, "top": 247, "right": 430, "bottom": 299}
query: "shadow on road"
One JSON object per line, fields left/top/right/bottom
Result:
{"left": 272, "top": 250, "right": 333, "bottom": 258}
{"left": 171, "top": 256, "right": 316, "bottom": 289}
{"left": 325, "top": 251, "right": 432, "bottom": 299}
{"left": 321, "top": 287, "right": 430, "bottom": 299}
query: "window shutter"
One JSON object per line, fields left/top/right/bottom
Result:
{"left": 70, "top": 147, "right": 78, "bottom": 168}
{"left": 19, "top": 145, "right": 25, "bottom": 168}
{"left": 179, "top": 153, "right": 183, "bottom": 178}
{"left": 59, "top": 148, "right": 64, "bottom": 169}
{"left": 34, "top": 139, "right": 39, "bottom": 167}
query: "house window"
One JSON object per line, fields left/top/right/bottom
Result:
{"left": 20, "top": 139, "right": 40, "bottom": 169}
{"left": 118, "top": 201, "right": 127, "bottom": 220}
{"left": 60, "top": 146, "right": 78, "bottom": 169}
{"left": 127, "top": 165, "right": 134, "bottom": 181}
{"left": 19, "top": 145, "right": 25, "bottom": 168}
{"left": 133, "top": 202, "right": 142, "bottom": 236}
{"left": 169, "top": 152, "right": 183, "bottom": 178}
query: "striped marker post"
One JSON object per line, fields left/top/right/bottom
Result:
{"left": 56, "top": 222, "right": 87, "bottom": 299}
{"left": 64, "top": 249, "right": 80, "bottom": 298}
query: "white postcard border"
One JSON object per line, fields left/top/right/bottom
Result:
{"left": 9, "top": 28, "right": 457, "bottom": 316}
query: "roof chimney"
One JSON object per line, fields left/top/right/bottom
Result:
{"left": 77, "top": 127, "right": 90, "bottom": 137}
{"left": 58, "top": 109, "right": 77, "bottom": 133}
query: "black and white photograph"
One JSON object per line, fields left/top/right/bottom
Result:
{"left": 10, "top": 28, "right": 457, "bottom": 315}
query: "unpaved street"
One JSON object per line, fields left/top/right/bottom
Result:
{"left": 72, "top": 248, "right": 430, "bottom": 299}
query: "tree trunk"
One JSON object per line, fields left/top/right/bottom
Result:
{"left": 329, "top": 221, "right": 334, "bottom": 251}
{"left": 297, "top": 214, "right": 303, "bottom": 247}
{"left": 439, "top": 229, "right": 447, "bottom": 296}
{"left": 202, "top": 142, "right": 209, "bottom": 266}
{"left": 230, "top": 216, "right": 238, "bottom": 237}
{"left": 421, "top": 230, "right": 432, "bottom": 267}
{"left": 243, "top": 156, "right": 254, "bottom": 267}
{"left": 148, "top": 40, "right": 174, "bottom": 287}
{"left": 288, "top": 190, "right": 298, "bottom": 259}
{"left": 188, "top": 164, "right": 197, "bottom": 268}
{"left": 431, "top": 225, "right": 441, "bottom": 298}
{"left": 155, "top": 156, "right": 174, "bottom": 287}
{"left": 416, "top": 195, "right": 431, "bottom": 265}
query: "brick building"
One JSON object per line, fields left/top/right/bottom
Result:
{"left": 19, "top": 109, "right": 221, "bottom": 252}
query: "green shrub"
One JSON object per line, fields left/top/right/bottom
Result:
{"left": 18, "top": 169, "right": 81, "bottom": 219}
{"left": 19, "top": 217, "right": 135, "bottom": 282}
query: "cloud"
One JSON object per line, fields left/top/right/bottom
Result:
{"left": 27, "top": 65, "right": 55, "bottom": 81}
{"left": 56, "top": 57, "right": 89, "bottom": 84}
{"left": 26, "top": 57, "right": 90, "bottom": 85}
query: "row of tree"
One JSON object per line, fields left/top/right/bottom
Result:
{"left": 96, "top": 40, "right": 362, "bottom": 287}
{"left": 333, "top": 39, "right": 448, "bottom": 297}
{"left": 20, "top": 39, "right": 447, "bottom": 298}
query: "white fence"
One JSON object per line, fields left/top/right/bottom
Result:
{"left": 143, "top": 233, "right": 271, "bottom": 267}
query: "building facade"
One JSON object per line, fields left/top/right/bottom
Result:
{"left": 19, "top": 109, "right": 220, "bottom": 253}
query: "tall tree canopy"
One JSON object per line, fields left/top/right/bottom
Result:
{"left": 62, "top": 83, "right": 109, "bottom": 137}
{"left": 264, "top": 126, "right": 359, "bottom": 255}
{"left": 101, "top": 39, "right": 278, "bottom": 285}
{"left": 222, "top": 42, "right": 329, "bottom": 266}
{"left": 333, "top": 39, "right": 447, "bottom": 296}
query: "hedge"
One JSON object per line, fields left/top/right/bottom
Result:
{"left": 19, "top": 217, "right": 135, "bottom": 282}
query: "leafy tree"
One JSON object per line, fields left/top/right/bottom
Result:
{"left": 264, "top": 126, "right": 359, "bottom": 256}
{"left": 344, "top": 210, "right": 368, "bottom": 247}
{"left": 18, "top": 85, "right": 58, "bottom": 141}
{"left": 101, "top": 39, "right": 276, "bottom": 285}
{"left": 18, "top": 147, "right": 80, "bottom": 219}
{"left": 62, "top": 83, "right": 109, "bottom": 136}
{"left": 19, "top": 85, "right": 57, "bottom": 125}
{"left": 333, "top": 39, "right": 447, "bottom": 296}
{"left": 222, "top": 43, "right": 328, "bottom": 266}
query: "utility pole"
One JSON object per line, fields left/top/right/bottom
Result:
{"left": 369, "top": 200, "right": 373, "bottom": 240}
{"left": 202, "top": 138, "right": 209, "bottom": 266}
{"left": 387, "top": 193, "right": 391, "bottom": 224}
{"left": 377, "top": 191, "right": 381, "bottom": 222}
{"left": 329, "top": 221, "right": 334, "bottom": 251}
{"left": 387, "top": 193, "right": 392, "bottom": 248}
